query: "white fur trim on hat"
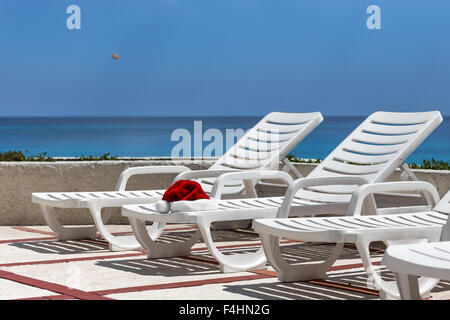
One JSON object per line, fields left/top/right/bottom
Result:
{"left": 171, "top": 199, "right": 220, "bottom": 213}
{"left": 155, "top": 199, "right": 219, "bottom": 214}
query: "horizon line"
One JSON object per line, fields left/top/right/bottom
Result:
{"left": 0, "top": 114, "right": 449, "bottom": 118}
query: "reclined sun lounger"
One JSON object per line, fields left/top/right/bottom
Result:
{"left": 121, "top": 111, "right": 443, "bottom": 278}
{"left": 254, "top": 181, "right": 446, "bottom": 300}
{"left": 32, "top": 112, "right": 323, "bottom": 251}
{"left": 381, "top": 190, "right": 450, "bottom": 300}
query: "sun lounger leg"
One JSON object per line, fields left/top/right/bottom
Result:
{"left": 393, "top": 273, "right": 421, "bottom": 300}
{"left": 194, "top": 217, "right": 266, "bottom": 273}
{"left": 98, "top": 207, "right": 114, "bottom": 225}
{"left": 87, "top": 203, "right": 146, "bottom": 251}
{"left": 260, "top": 233, "right": 343, "bottom": 281}
{"left": 40, "top": 204, "right": 97, "bottom": 240}
{"left": 129, "top": 217, "right": 202, "bottom": 258}
{"left": 355, "top": 236, "right": 439, "bottom": 300}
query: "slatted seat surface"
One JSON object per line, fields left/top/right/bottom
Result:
{"left": 125, "top": 196, "right": 285, "bottom": 213}
{"left": 34, "top": 188, "right": 318, "bottom": 209}
{"left": 382, "top": 190, "right": 450, "bottom": 281}
{"left": 122, "top": 199, "right": 281, "bottom": 224}
{"left": 253, "top": 211, "right": 448, "bottom": 243}
{"left": 32, "top": 190, "right": 165, "bottom": 208}
{"left": 122, "top": 194, "right": 350, "bottom": 225}
{"left": 384, "top": 241, "right": 450, "bottom": 279}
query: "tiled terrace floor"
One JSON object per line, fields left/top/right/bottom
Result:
{"left": 0, "top": 224, "right": 449, "bottom": 300}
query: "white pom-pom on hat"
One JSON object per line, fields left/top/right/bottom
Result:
{"left": 155, "top": 200, "right": 171, "bottom": 214}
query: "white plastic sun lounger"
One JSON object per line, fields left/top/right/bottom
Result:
{"left": 121, "top": 111, "right": 443, "bottom": 275}
{"left": 31, "top": 112, "right": 323, "bottom": 251}
{"left": 253, "top": 181, "right": 446, "bottom": 300}
{"left": 381, "top": 191, "right": 450, "bottom": 300}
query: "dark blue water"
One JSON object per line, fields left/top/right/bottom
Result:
{"left": 0, "top": 117, "right": 448, "bottom": 163}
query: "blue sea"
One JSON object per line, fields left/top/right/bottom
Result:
{"left": 0, "top": 117, "right": 448, "bottom": 164}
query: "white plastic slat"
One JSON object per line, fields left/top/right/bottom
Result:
{"left": 302, "top": 218, "right": 354, "bottom": 230}
{"left": 394, "top": 215, "right": 438, "bottom": 227}
{"left": 218, "top": 156, "right": 264, "bottom": 170}
{"left": 253, "top": 198, "right": 284, "bottom": 207}
{"left": 321, "top": 217, "right": 369, "bottom": 229}
{"left": 338, "top": 217, "right": 380, "bottom": 228}
{"left": 361, "top": 122, "right": 425, "bottom": 136}
{"left": 280, "top": 219, "right": 328, "bottom": 231}
{"left": 271, "top": 220, "right": 314, "bottom": 231}
{"left": 331, "top": 150, "right": 395, "bottom": 165}
{"left": 218, "top": 162, "right": 264, "bottom": 170}
{"left": 366, "top": 216, "right": 416, "bottom": 228}
{"left": 257, "top": 122, "right": 307, "bottom": 134}
{"left": 246, "top": 130, "right": 299, "bottom": 143}
{"left": 226, "top": 199, "right": 264, "bottom": 209}
{"left": 342, "top": 141, "right": 403, "bottom": 155}
{"left": 295, "top": 219, "right": 345, "bottom": 231}
{"left": 219, "top": 153, "right": 263, "bottom": 164}
{"left": 238, "top": 139, "right": 284, "bottom": 153}
{"left": 353, "top": 131, "right": 413, "bottom": 146}
{"left": 201, "top": 183, "right": 244, "bottom": 196}
{"left": 218, "top": 202, "right": 247, "bottom": 210}
{"left": 380, "top": 215, "right": 424, "bottom": 227}
{"left": 45, "top": 193, "right": 71, "bottom": 201}
{"left": 264, "top": 198, "right": 286, "bottom": 206}
{"left": 230, "top": 147, "right": 273, "bottom": 160}
{"left": 408, "top": 244, "right": 450, "bottom": 265}
{"left": 60, "top": 193, "right": 83, "bottom": 200}
{"left": 198, "top": 177, "right": 242, "bottom": 187}
{"left": 309, "top": 169, "right": 376, "bottom": 181}
{"left": 409, "top": 213, "right": 449, "bottom": 225}
{"left": 321, "top": 159, "right": 387, "bottom": 176}
{"left": 74, "top": 193, "right": 88, "bottom": 199}
{"left": 265, "top": 111, "right": 323, "bottom": 124}
{"left": 291, "top": 197, "right": 321, "bottom": 206}
{"left": 369, "top": 111, "right": 439, "bottom": 124}
{"left": 295, "top": 189, "right": 352, "bottom": 204}
{"left": 305, "top": 185, "right": 359, "bottom": 195}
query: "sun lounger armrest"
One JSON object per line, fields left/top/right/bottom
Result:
{"left": 276, "top": 176, "right": 369, "bottom": 218}
{"left": 173, "top": 169, "right": 241, "bottom": 182}
{"left": 346, "top": 181, "right": 440, "bottom": 217}
{"left": 211, "top": 170, "right": 294, "bottom": 199}
{"left": 115, "top": 166, "right": 191, "bottom": 191}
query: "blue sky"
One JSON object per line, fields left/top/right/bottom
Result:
{"left": 0, "top": 0, "right": 449, "bottom": 117}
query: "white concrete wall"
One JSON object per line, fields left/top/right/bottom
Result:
{"left": 0, "top": 160, "right": 448, "bottom": 225}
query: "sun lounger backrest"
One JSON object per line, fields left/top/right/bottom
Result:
{"left": 294, "top": 111, "right": 443, "bottom": 204}
{"left": 434, "top": 191, "right": 450, "bottom": 215}
{"left": 212, "top": 112, "right": 323, "bottom": 170}
{"left": 202, "top": 112, "right": 323, "bottom": 194}
{"left": 433, "top": 191, "right": 450, "bottom": 241}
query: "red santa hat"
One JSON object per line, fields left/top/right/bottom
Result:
{"left": 155, "top": 180, "right": 217, "bottom": 213}
{"left": 162, "top": 180, "right": 210, "bottom": 202}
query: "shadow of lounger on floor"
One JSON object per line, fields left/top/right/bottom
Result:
{"left": 10, "top": 239, "right": 108, "bottom": 255}
{"left": 222, "top": 280, "right": 379, "bottom": 300}
{"left": 95, "top": 257, "right": 219, "bottom": 276}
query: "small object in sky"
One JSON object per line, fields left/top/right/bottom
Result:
{"left": 112, "top": 53, "right": 119, "bottom": 60}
